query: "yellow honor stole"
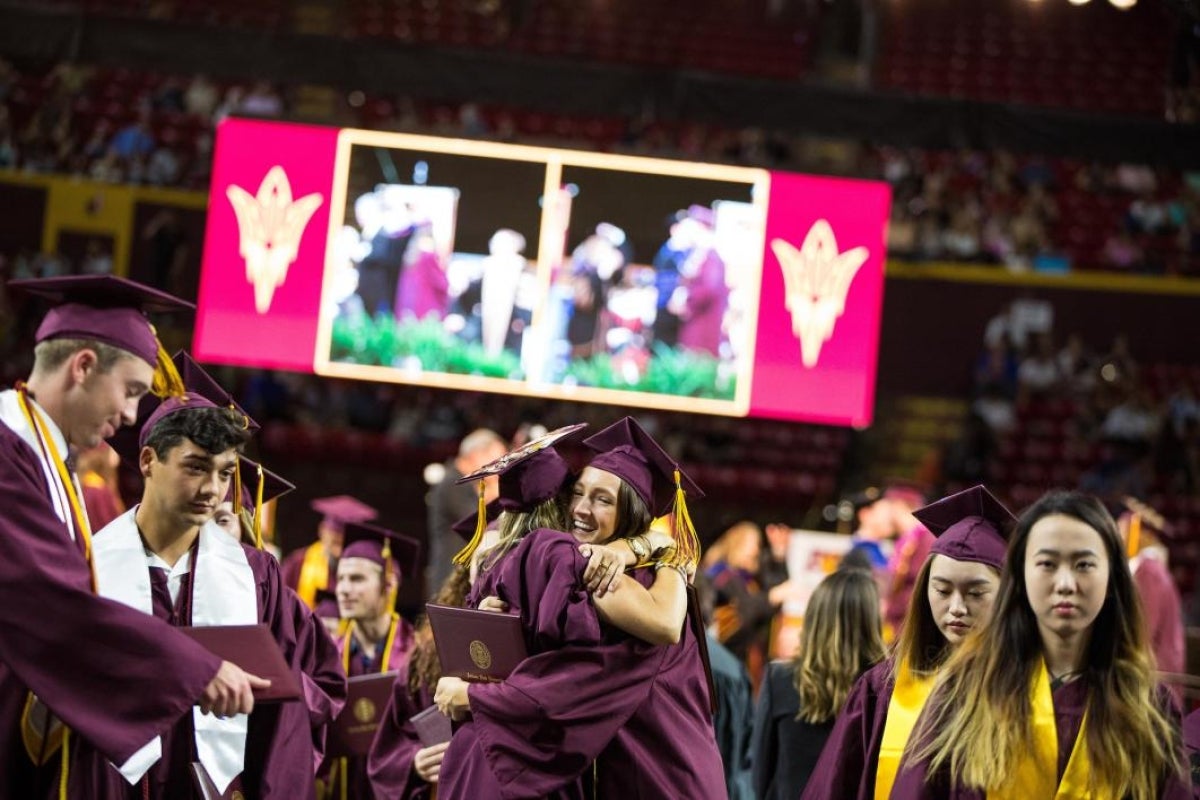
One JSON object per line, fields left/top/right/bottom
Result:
{"left": 296, "top": 541, "right": 330, "bottom": 608}
{"left": 988, "top": 660, "right": 1094, "bottom": 799}
{"left": 874, "top": 659, "right": 936, "bottom": 800}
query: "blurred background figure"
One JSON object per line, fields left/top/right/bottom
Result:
{"left": 425, "top": 428, "right": 507, "bottom": 591}
{"left": 704, "top": 520, "right": 798, "bottom": 688}
{"left": 77, "top": 441, "right": 123, "bottom": 531}
{"left": 751, "top": 567, "right": 885, "bottom": 800}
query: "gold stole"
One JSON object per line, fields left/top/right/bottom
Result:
{"left": 874, "top": 659, "right": 936, "bottom": 800}
{"left": 988, "top": 661, "right": 1094, "bottom": 799}
{"left": 296, "top": 541, "right": 330, "bottom": 608}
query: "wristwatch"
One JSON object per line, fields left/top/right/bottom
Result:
{"left": 628, "top": 535, "right": 649, "bottom": 562}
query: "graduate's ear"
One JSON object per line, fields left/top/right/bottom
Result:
{"left": 138, "top": 444, "right": 158, "bottom": 478}
{"left": 67, "top": 347, "right": 99, "bottom": 386}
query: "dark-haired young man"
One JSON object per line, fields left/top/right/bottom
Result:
{"left": 80, "top": 398, "right": 346, "bottom": 798}
{"left": 0, "top": 276, "right": 264, "bottom": 796}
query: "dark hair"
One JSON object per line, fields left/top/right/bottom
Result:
{"left": 612, "top": 480, "right": 652, "bottom": 541}
{"left": 892, "top": 557, "right": 951, "bottom": 674}
{"left": 144, "top": 406, "right": 250, "bottom": 460}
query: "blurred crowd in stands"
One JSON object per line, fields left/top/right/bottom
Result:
{"left": 2, "top": 57, "right": 1199, "bottom": 275}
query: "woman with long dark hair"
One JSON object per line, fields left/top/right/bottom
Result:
{"left": 802, "top": 485, "right": 1015, "bottom": 800}
{"left": 752, "top": 568, "right": 885, "bottom": 800}
{"left": 894, "top": 491, "right": 1189, "bottom": 799}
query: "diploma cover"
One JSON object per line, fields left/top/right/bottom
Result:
{"left": 325, "top": 671, "right": 399, "bottom": 758}
{"left": 180, "top": 624, "right": 302, "bottom": 702}
{"left": 425, "top": 603, "right": 527, "bottom": 682}
{"left": 411, "top": 704, "right": 453, "bottom": 747}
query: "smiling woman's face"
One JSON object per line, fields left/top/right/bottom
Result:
{"left": 569, "top": 467, "right": 622, "bottom": 545}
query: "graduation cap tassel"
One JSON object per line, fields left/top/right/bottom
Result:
{"left": 668, "top": 468, "right": 701, "bottom": 570}
{"left": 383, "top": 541, "right": 398, "bottom": 612}
{"left": 253, "top": 463, "right": 265, "bottom": 551}
{"left": 231, "top": 460, "right": 244, "bottom": 515}
{"left": 149, "top": 329, "right": 187, "bottom": 399}
{"left": 451, "top": 481, "right": 487, "bottom": 566}
{"left": 1127, "top": 513, "right": 1142, "bottom": 559}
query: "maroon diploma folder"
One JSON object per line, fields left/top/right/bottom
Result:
{"left": 425, "top": 603, "right": 527, "bottom": 683}
{"left": 411, "top": 704, "right": 453, "bottom": 747}
{"left": 325, "top": 671, "right": 399, "bottom": 758}
{"left": 180, "top": 624, "right": 302, "bottom": 702}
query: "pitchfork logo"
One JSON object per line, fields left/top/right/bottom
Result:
{"left": 227, "top": 166, "right": 324, "bottom": 314}
{"left": 770, "top": 220, "right": 869, "bottom": 368}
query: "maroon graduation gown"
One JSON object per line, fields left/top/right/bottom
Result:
{"left": 0, "top": 425, "right": 221, "bottom": 798}
{"left": 1134, "top": 557, "right": 1186, "bottom": 676}
{"left": 889, "top": 680, "right": 1192, "bottom": 799}
{"left": 437, "top": 529, "right": 609, "bottom": 800}
{"left": 319, "top": 617, "right": 415, "bottom": 800}
{"left": 800, "top": 659, "right": 895, "bottom": 800}
{"left": 441, "top": 531, "right": 725, "bottom": 800}
{"left": 66, "top": 546, "right": 347, "bottom": 799}
{"left": 367, "top": 681, "right": 436, "bottom": 800}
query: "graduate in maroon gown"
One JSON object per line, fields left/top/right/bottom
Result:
{"left": 802, "top": 485, "right": 1015, "bottom": 800}
{"left": 0, "top": 276, "right": 264, "bottom": 798}
{"left": 367, "top": 563, "right": 473, "bottom": 800}
{"left": 667, "top": 205, "right": 727, "bottom": 357}
{"left": 319, "top": 522, "right": 420, "bottom": 800}
{"left": 434, "top": 418, "right": 720, "bottom": 800}
{"left": 1120, "top": 499, "right": 1186, "bottom": 680}
{"left": 79, "top": 368, "right": 346, "bottom": 798}
{"left": 283, "top": 496, "right": 379, "bottom": 622}
{"left": 893, "top": 491, "right": 1190, "bottom": 799}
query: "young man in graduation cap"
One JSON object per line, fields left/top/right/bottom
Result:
{"left": 283, "top": 495, "right": 379, "bottom": 620}
{"left": 319, "top": 521, "right": 421, "bottom": 800}
{"left": 83, "top": 359, "right": 347, "bottom": 798}
{"left": 1119, "top": 497, "right": 1186, "bottom": 682}
{"left": 0, "top": 275, "right": 264, "bottom": 796}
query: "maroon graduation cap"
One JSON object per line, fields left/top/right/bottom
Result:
{"left": 914, "top": 485, "right": 1016, "bottom": 571}
{"left": 581, "top": 416, "right": 703, "bottom": 567}
{"left": 225, "top": 456, "right": 295, "bottom": 550}
{"left": 137, "top": 352, "right": 256, "bottom": 449}
{"left": 11, "top": 275, "right": 193, "bottom": 398}
{"left": 451, "top": 423, "right": 588, "bottom": 566}
{"left": 342, "top": 521, "right": 422, "bottom": 579}
{"left": 311, "top": 495, "right": 377, "bottom": 534}
{"left": 451, "top": 499, "right": 501, "bottom": 541}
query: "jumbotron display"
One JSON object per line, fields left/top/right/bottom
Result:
{"left": 195, "top": 118, "right": 890, "bottom": 425}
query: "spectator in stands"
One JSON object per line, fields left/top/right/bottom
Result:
{"left": 147, "top": 144, "right": 181, "bottom": 186}
{"left": 1101, "top": 387, "right": 1160, "bottom": 450}
{"left": 109, "top": 107, "right": 156, "bottom": 160}
{"left": 1017, "top": 333, "right": 1062, "bottom": 405}
{"left": 942, "top": 208, "right": 982, "bottom": 261}
{"left": 1057, "top": 333, "right": 1097, "bottom": 396}
{"left": 184, "top": 73, "right": 220, "bottom": 119}
{"left": 81, "top": 239, "right": 113, "bottom": 275}
{"left": 1158, "top": 386, "right": 1200, "bottom": 492}
{"left": 240, "top": 81, "right": 284, "bottom": 118}
{"left": 213, "top": 85, "right": 245, "bottom": 123}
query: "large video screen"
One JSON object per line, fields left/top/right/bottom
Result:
{"left": 195, "top": 118, "right": 890, "bottom": 425}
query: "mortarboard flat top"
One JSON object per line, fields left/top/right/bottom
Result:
{"left": 312, "top": 495, "right": 377, "bottom": 532}
{"left": 582, "top": 416, "right": 702, "bottom": 518}
{"left": 137, "top": 352, "right": 257, "bottom": 449}
{"left": 230, "top": 456, "right": 295, "bottom": 509}
{"left": 914, "top": 485, "right": 1016, "bottom": 571}
{"left": 341, "top": 521, "right": 422, "bottom": 578}
{"left": 457, "top": 423, "right": 587, "bottom": 512}
{"left": 1122, "top": 496, "right": 1172, "bottom": 538}
{"left": 11, "top": 275, "right": 194, "bottom": 367}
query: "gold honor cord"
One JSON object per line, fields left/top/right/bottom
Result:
{"left": 15, "top": 386, "right": 93, "bottom": 799}
{"left": 336, "top": 612, "right": 400, "bottom": 800}
{"left": 253, "top": 464, "right": 265, "bottom": 550}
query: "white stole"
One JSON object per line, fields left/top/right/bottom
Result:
{"left": 0, "top": 389, "right": 80, "bottom": 540}
{"left": 93, "top": 508, "right": 258, "bottom": 793}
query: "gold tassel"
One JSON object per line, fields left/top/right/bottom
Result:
{"left": 149, "top": 329, "right": 187, "bottom": 399}
{"left": 231, "top": 459, "right": 244, "bottom": 515}
{"left": 58, "top": 728, "right": 69, "bottom": 800}
{"left": 1127, "top": 513, "right": 1142, "bottom": 559}
{"left": 665, "top": 468, "right": 701, "bottom": 570}
{"left": 451, "top": 481, "right": 487, "bottom": 566}
{"left": 383, "top": 540, "right": 398, "bottom": 611}
{"left": 253, "top": 463, "right": 265, "bottom": 550}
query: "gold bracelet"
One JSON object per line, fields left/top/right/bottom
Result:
{"left": 628, "top": 535, "right": 649, "bottom": 562}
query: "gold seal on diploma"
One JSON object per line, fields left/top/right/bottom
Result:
{"left": 470, "top": 639, "right": 492, "bottom": 669}
{"left": 353, "top": 697, "right": 377, "bottom": 723}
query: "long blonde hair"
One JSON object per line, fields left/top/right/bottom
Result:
{"left": 907, "top": 492, "right": 1182, "bottom": 799}
{"left": 701, "top": 521, "right": 760, "bottom": 572}
{"left": 793, "top": 568, "right": 886, "bottom": 723}
{"left": 478, "top": 497, "right": 570, "bottom": 573}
